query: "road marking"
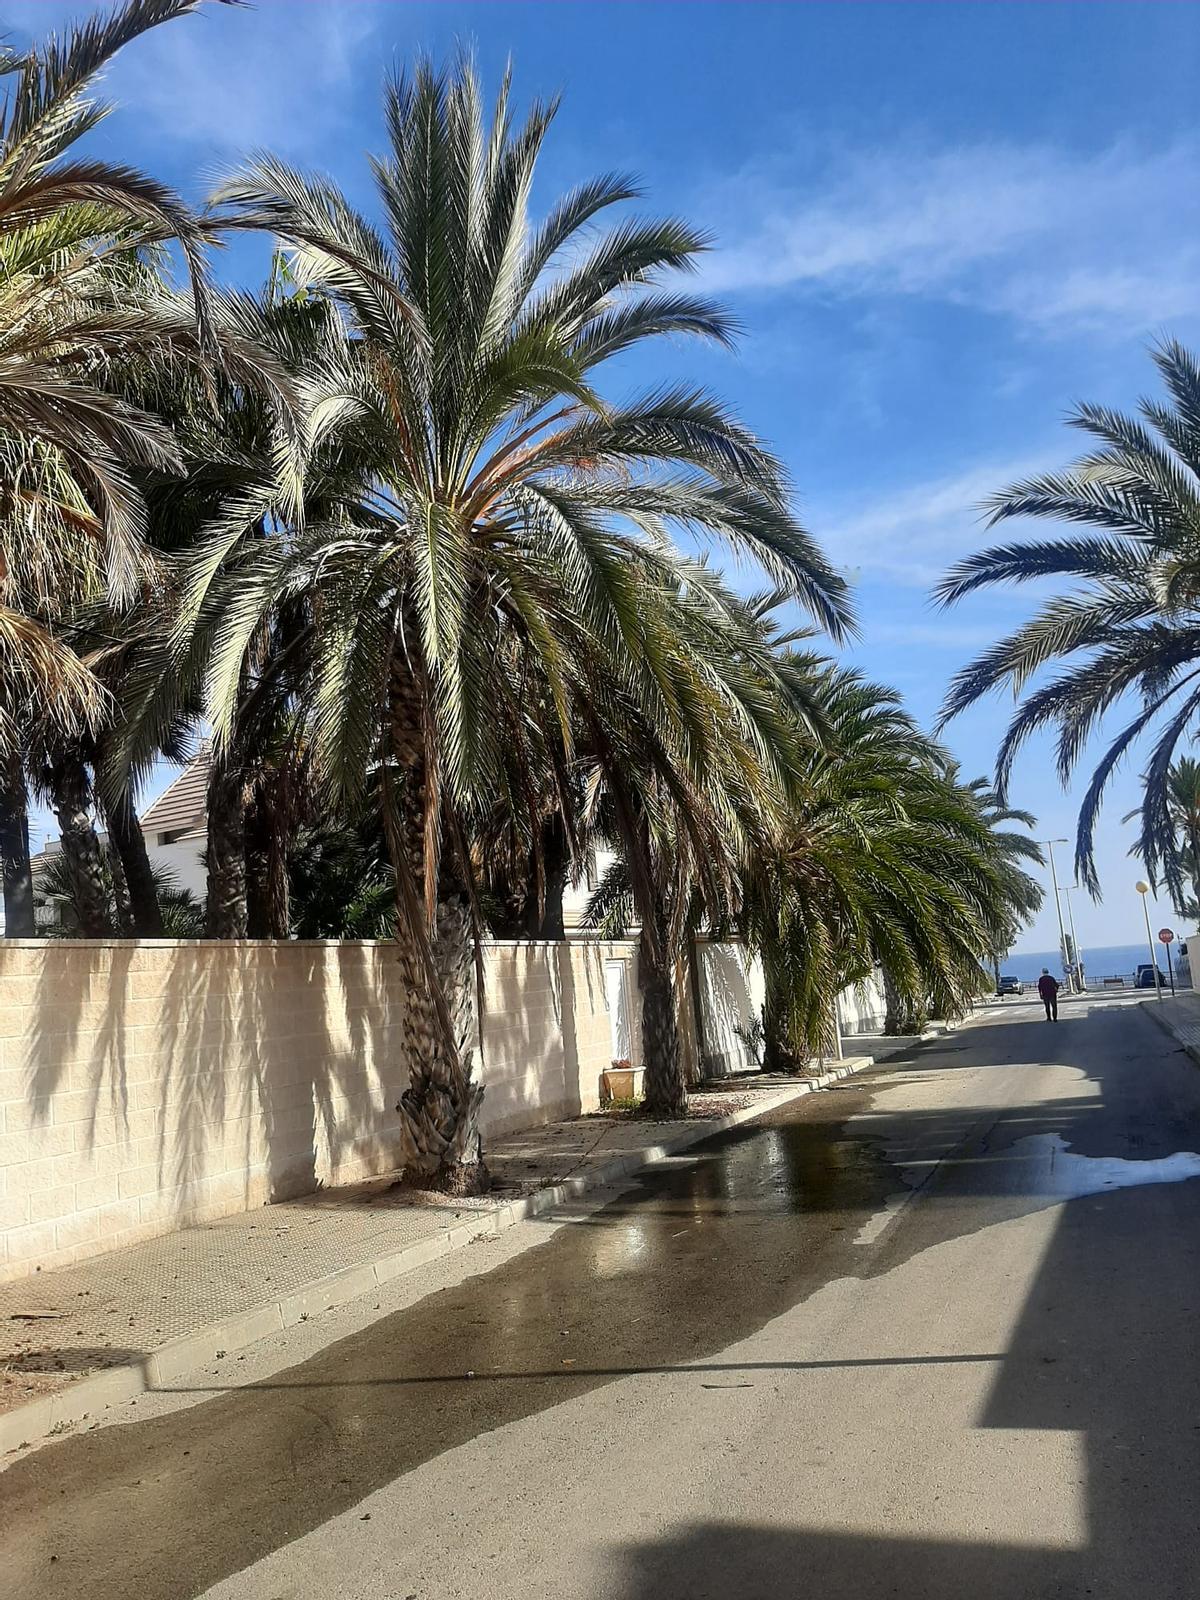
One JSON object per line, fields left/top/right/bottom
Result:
{"left": 855, "top": 1189, "right": 920, "bottom": 1245}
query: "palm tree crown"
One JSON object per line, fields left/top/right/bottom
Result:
{"left": 742, "top": 660, "right": 1040, "bottom": 1057}
{"left": 936, "top": 341, "right": 1200, "bottom": 900}
{"left": 203, "top": 57, "right": 853, "bottom": 795}
{"left": 0, "top": 0, "right": 256, "bottom": 760}
{"left": 183, "top": 57, "right": 853, "bottom": 1179}
{"left": 1161, "top": 757, "right": 1200, "bottom": 918}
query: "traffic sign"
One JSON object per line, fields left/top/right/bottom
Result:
{"left": 1159, "top": 927, "right": 1175, "bottom": 944}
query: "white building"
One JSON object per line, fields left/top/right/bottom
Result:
{"left": 28, "top": 750, "right": 209, "bottom": 932}
{"left": 137, "top": 750, "right": 209, "bottom": 902}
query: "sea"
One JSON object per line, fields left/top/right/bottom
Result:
{"left": 1005, "top": 942, "right": 1188, "bottom": 984}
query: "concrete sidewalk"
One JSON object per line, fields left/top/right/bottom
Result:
{"left": 843, "top": 1019, "right": 958, "bottom": 1056}
{"left": 1, "top": 1056, "right": 887, "bottom": 1455}
{"left": 1142, "top": 991, "right": 1200, "bottom": 1063}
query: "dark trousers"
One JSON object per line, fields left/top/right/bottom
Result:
{"left": 1042, "top": 994, "right": 1058, "bottom": 1020}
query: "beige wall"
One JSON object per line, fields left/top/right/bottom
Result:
{"left": 478, "top": 941, "right": 640, "bottom": 1137}
{"left": 694, "top": 945, "right": 888, "bottom": 1058}
{"left": 0, "top": 937, "right": 643, "bottom": 1283}
{"left": 0, "top": 940, "right": 410, "bottom": 1283}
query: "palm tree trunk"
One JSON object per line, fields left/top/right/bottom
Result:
{"left": 484, "top": 818, "right": 570, "bottom": 941}
{"left": 882, "top": 966, "right": 922, "bottom": 1034}
{"left": 882, "top": 966, "right": 903, "bottom": 1034}
{"left": 205, "top": 760, "right": 248, "bottom": 939}
{"left": 538, "top": 861, "right": 568, "bottom": 941}
{"left": 639, "top": 908, "right": 686, "bottom": 1117}
{"left": 387, "top": 661, "right": 486, "bottom": 1193}
{"left": 245, "top": 812, "right": 269, "bottom": 938}
{"left": 47, "top": 753, "right": 112, "bottom": 938}
{"left": 105, "top": 797, "right": 163, "bottom": 937}
{"left": 245, "top": 791, "right": 290, "bottom": 938}
{"left": 108, "top": 837, "right": 133, "bottom": 936}
{"left": 0, "top": 753, "right": 34, "bottom": 937}
{"left": 530, "top": 816, "right": 569, "bottom": 940}
{"left": 762, "top": 969, "right": 799, "bottom": 1072}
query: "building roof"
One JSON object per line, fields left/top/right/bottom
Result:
{"left": 140, "top": 747, "right": 210, "bottom": 837}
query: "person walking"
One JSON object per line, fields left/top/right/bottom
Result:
{"left": 1037, "top": 968, "right": 1060, "bottom": 1021}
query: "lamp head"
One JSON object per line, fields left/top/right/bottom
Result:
{"left": 1136, "top": 880, "right": 1150, "bottom": 895}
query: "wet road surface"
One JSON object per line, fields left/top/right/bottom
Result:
{"left": 7, "top": 992, "right": 1200, "bottom": 1599}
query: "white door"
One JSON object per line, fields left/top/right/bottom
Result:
{"left": 604, "top": 959, "right": 632, "bottom": 1063}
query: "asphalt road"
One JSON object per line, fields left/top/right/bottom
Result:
{"left": 7, "top": 991, "right": 1200, "bottom": 1600}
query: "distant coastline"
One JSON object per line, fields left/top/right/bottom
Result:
{"left": 1004, "top": 943, "right": 1183, "bottom": 982}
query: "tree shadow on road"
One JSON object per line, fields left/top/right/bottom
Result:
{"left": 7, "top": 1001, "right": 1200, "bottom": 1600}
{"left": 614, "top": 1175, "right": 1200, "bottom": 1599}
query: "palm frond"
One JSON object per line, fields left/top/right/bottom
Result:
{"left": 939, "top": 345, "right": 1200, "bottom": 888}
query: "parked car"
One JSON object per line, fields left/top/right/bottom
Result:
{"left": 997, "top": 975, "right": 1024, "bottom": 996}
{"left": 1136, "top": 963, "right": 1166, "bottom": 989}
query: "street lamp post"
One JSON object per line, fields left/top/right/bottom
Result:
{"left": 1060, "top": 883, "right": 1084, "bottom": 991}
{"left": 1041, "top": 839, "right": 1072, "bottom": 991}
{"left": 1135, "top": 880, "right": 1164, "bottom": 1004}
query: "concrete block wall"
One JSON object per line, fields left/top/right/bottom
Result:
{"left": 477, "top": 941, "right": 641, "bottom": 1138}
{"left": 0, "top": 936, "right": 645, "bottom": 1282}
{"left": 0, "top": 940, "right": 409, "bottom": 1282}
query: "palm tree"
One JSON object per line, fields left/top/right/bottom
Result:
{"left": 97, "top": 280, "right": 315, "bottom": 939}
{"left": 194, "top": 58, "right": 852, "bottom": 1187}
{"left": 936, "top": 341, "right": 1200, "bottom": 904}
{"left": 288, "top": 814, "right": 396, "bottom": 940}
{"left": 579, "top": 696, "right": 757, "bottom": 1118}
{"left": 742, "top": 665, "right": 1041, "bottom": 1061}
{"left": 576, "top": 576, "right": 819, "bottom": 1114}
{"left": 0, "top": 0, "right": 235, "bottom": 934}
{"left": 964, "top": 779, "right": 1044, "bottom": 991}
{"left": 0, "top": 0, "right": 225, "bottom": 665}
{"left": 1162, "top": 758, "right": 1200, "bottom": 919}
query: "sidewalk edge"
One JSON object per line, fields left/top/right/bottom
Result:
{"left": 1, "top": 1055, "right": 876, "bottom": 1456}
{"left": 1140, "top": 997, "right": 1200, "bottom": 1065}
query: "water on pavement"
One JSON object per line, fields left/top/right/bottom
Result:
{"left": 6, "top": 993, "right": 1200, "bottom": 1600}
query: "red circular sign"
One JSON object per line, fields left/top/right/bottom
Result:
{"left": 1159, "top": 927, "right": 1175, "bottom": 944}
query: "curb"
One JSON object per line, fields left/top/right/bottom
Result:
{"left": 1140, "top": 998, "right": 1200, "bottom": 1065}
{"left": 1, "top": 1054, "right": 876, "bottom": 1456}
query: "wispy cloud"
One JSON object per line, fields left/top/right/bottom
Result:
{"left": 113, "top": 1, "right": 387, "bottom": 162}
{"left": 814, "top": 451, "right": 1061, "bottom": 587}
{"left": 5, "top": 0, "right": 390, "bottom": 166}
{"left": 702, "top": 137, "right": 1200, "bottom": 336}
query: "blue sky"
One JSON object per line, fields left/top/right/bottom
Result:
{"left": 12, "top": 0, "right": 1200, "bottom": 953}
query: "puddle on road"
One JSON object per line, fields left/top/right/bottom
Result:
{"left": 853, "top": 1131, "right": 1200, "bottom": 1246}
{"left": 6, "top": 1094, "right": 907, "bottom": 1600}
